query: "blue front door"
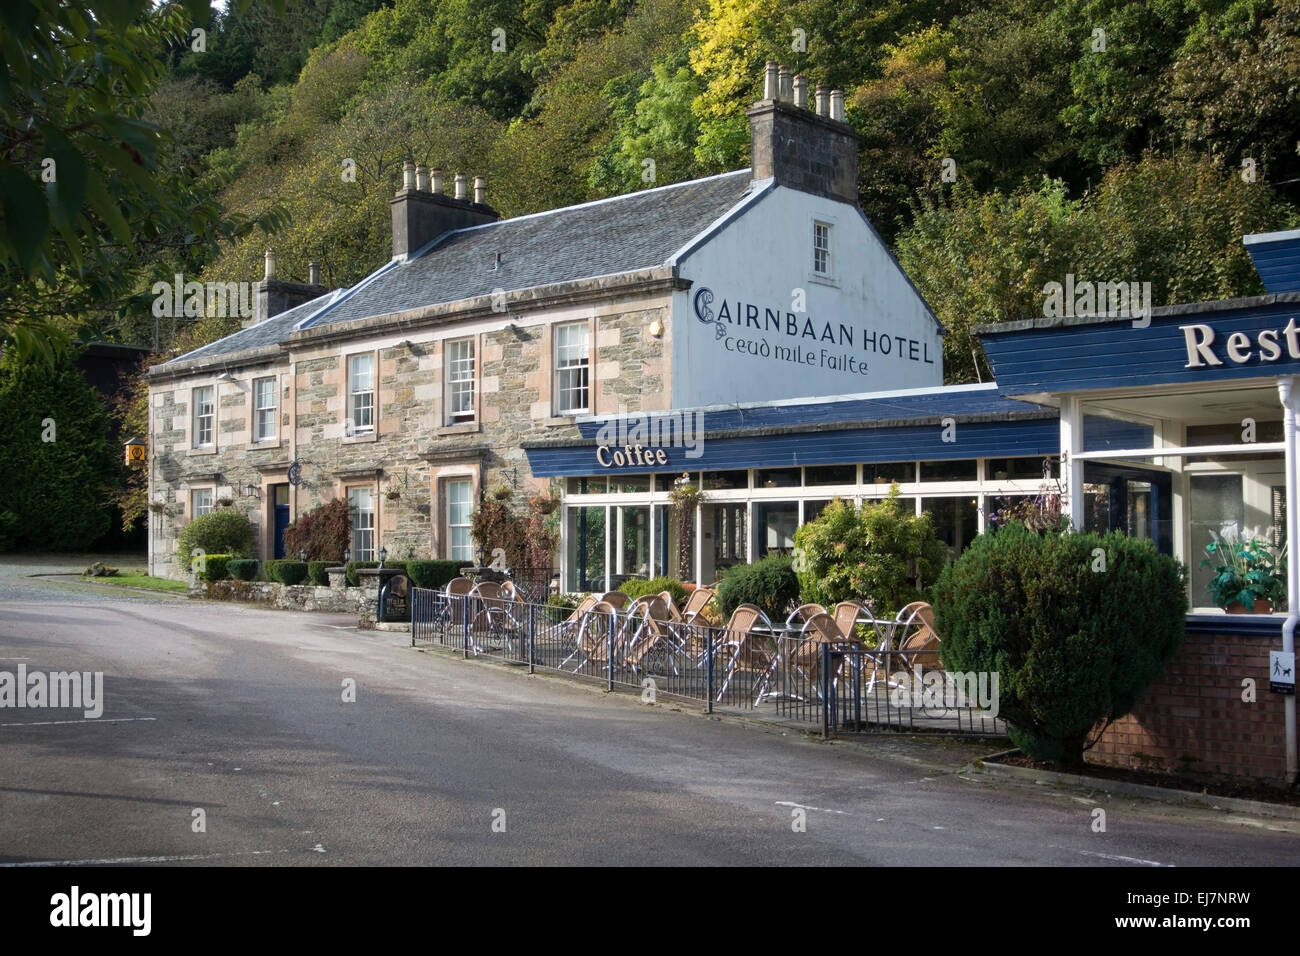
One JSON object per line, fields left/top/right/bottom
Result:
{"left": 273, "top": 484, "right": 290, "bottom": 558}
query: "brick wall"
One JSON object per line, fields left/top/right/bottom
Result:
{"left": 1090, "top": 622, "right": 1289, "bottom": 784}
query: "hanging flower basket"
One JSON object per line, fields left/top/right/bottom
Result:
{"left": 385, "top": 489, "right": 401, "bottom": 501}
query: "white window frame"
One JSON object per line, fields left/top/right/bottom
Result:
{"left": 347, "top": 353, "right": 375, "bottom": 436}
{"left": 192, "top": 385, "right": 214, "bottom": 448}
{"left": 348, "top": 486, "right": 375, "bottom": 560}
{"left": 812, "top": 221, "right": 833, "bottom": 277}
{"left": 445, "top": 478, "right": 474, "bottom": 562}
{"left": 553, "top": 321, "right": 590, "bottom": 416}
{"left": 192, "top": 487, "right": 214, "bottom": 518}
{"left": 444, "top": 338, "right": 476, "bottom": 425}
{"left": 253, "top": 376, "right": 277, "bottom": 442}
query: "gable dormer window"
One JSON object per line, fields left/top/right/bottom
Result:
{"left": 813, "top": 221, "right": 832, "bottom": 276}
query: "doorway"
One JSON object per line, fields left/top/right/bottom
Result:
{"left": 272, "top": 484, "right": 290, "bottom": 558}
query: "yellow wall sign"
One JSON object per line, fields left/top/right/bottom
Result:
{"left": 124, "top": 439, "right": 147, "bottom": 466}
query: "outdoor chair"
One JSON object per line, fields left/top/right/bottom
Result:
{"left": 445, "top": 576, "right": 474, "bottom": 628}
{"left": 468, "top": 581, "right": 524, "bottom": 655}
{"left": 561, "top": 600, "right": 621, "bottom": 672}
{"left": 895, "top": 602, "right": 942, "bottom": 675}
{"left": 598, "top": 590, "right": 630, "bottom": 609}
{"left": 784, "top": 602, "right": 828, "bottom": 629}
{"left": 680, "top": 586, "right": 715, "bottom": 624}
{"left": 715, "top": 603, "right": 777, "bottom": 701}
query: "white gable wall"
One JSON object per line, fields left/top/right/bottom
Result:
{"left": 671, "top": 185, "right": 942, "bottom": 408}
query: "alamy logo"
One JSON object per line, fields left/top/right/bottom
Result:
{"left": 1042, "top": 274, "right": 1152, "bottom": 325}
{"left": 593, "top": 408, "right": 704, "bottom": 462}
{"left": 50, "top": 886, "right": 151, "bottom": 936}
{"left": 0, "top": 665, "right": 103, "bottom": 718}
{"left": 889, "top": 666, "right": 999, "bottom": 718}
{"left": 152, "top": 273, "right": 253, "bottom": 319}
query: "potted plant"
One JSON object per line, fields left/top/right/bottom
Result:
{"left": 1201, "top": 524, "right": 1287, "bottom": 613}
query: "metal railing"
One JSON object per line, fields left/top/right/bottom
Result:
{"left": 410, "top": 588, "right": 1008, "bottom": 737}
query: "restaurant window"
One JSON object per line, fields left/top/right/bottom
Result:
{"left": 803, "top": 499, "right": 833, "bottom": 524}
{"left": 347, "top": 354, "right": 375, "bottom": 435}
{"left": 713, "top": 503, "right": 747, "bottom": 570}
{"left": 554, "top": 322, "right": 589, "bottom": 415}
{"left": 349, "top": 486, "right": 375, "bottom": 560}
{"left": 987, "top": 457, "right": 1055, "bottom": 481}
{"left": 445, "top": 338, "right": 475, "bottom": 424}
{"left": 757, "top": 502, "right": 798, "bottom": 557}
{"left": 703, "top": 470, "right": 748, "bottom": 490}
{"left": 922, "top": 497, "right": 979, "bottom": 558}
{"left": 566, "top": 506, "right": 606, "bottom": 592}
{"left": 445, "top": 478, "right": 473, "bottom": 562}
{"left": 754, "top": 468, "right": 800, "bottom": 488}
{"left": 805, "top": 464, "right": 856, "bottom": 486}
{"left": 253, "top": 377, "right": 277, "bottom": 442}
{"left": 919, "top": 459, "right": 978, "bottom": 482}
{"left": 864, "top": 462, "right": 913, "bottom": 484}
{"left": 192, "top": 386, "right": 214, "bottom": 448}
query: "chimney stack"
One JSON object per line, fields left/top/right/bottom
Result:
{"left": 264, "top": 248, "right": 276, "bottom": 280}
{"left": 390, "top": 160, "right": 499, "bottom": 259}
{"left": 253, "top": 256, "right": 327, "bottom": 325}
{"left": 777, "top": 65, "right": 792, "bottom": 102}
{"left": 747, "top": 68, "right": 860, "bottom": 206}
{"left": 308, "top": 260, "right": 320, "bottom": 286}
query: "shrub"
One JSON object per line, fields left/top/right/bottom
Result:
{"left": 307, "top": 560, "right": 331, "bottom": 586}
{"left": 715, "top": 555, "right": 799, "bottom": 621}
{"left": 284, "top": 498, "right": 350, "bottom": 561}
{"left": 178, "top": 510, "right": 254, "bottom": 562}
{"left": 544, "top": 592, "right": 581, "bottom": 622}
{"left": 265, "top": 559, "right": 309, "bottom": 585}
{"left": 345, "top": 560, "right": 380, "bottom": 586}
{"left": 621, "top": 576, "right": 690, "bottom": 607}
{"left": 227, "top": 558, "right": 259, "bottom": 581}
{"left": 199, "top": 553, "right": 232, "bottom": 582}
{"left": 405, "top": 559, "right": 463, "bottom": 590}
{"left": 932, "top": 522, "right": 1188, "bottom": 768}
{"left": 83, "top": 562, "right": 119, "bottom": 577}
{"left": 793, "top": 488, "right": 949, "bottom": 616}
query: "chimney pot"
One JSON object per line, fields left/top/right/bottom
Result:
{"left": 777, "top": 65, "right": 792, "bottom": 102}
{"left": 473, "top": 176, "right": 487, "bottom": 205}
{"left": 431, "top": 168, "right": 444, "bottom": 193}
{"left": 264, "top": 248, "right": 276, "bottom": 280}
{"left": 308, "top": 260, "right": 321, "bottom": 286}
{"left": 814, "top": 85, "right": 830, "bottom": 117}
{"left": 401, "top": 160, "right": 416, "bottom": 192}
{"left": 763, "top": 61, "right": 779, "bottom": 100}
{"left": 793, "top": 74, "right": 807, "bottom": 109}
{"left": 830, "top": 90, "right": 845, "bottom": 122}
{"left": 454, "top": 173, "right": 468, "bottom": 201}
{"left": 415, "top": 164, "right": 430, "bottom": 192}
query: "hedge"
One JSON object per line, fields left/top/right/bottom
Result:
{"left": 227, "top": 558, "right": 259, "bottom": 581}
{"left": 621, "top": 576, "right": 690, "bottom": 607}
{"left": 178, "top": 510, "right": 254, "bottom": 562}
{"left": 405, "top": 559, "right": 463, "bottom": 590}
{"left": 265, "top": 559, "right": 309, "bottom": 586}
{"left": 307, "top": 560, "right": 331, "bottom": 586}
{"left": 198, "top": 553, "right": 232, "bottom": 583}
{"left": 345, "top": 560, "right": 380, "bottom": 587}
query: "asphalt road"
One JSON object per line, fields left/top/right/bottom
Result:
{"left": 0, "top": 561, "right": 1298, "bottom": 867}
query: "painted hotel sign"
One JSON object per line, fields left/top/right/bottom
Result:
{"left": 692, "top": 286, "right": 936, "bottom": 376}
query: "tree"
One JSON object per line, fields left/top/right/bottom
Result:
{"left": 0, "top": 350, "right": 116, "bottom": 551}
{"left": 932, "top": 521, "right": 1187, "bottom": 767}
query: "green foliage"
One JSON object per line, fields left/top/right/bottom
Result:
{"left": 470, "top": 489, "right": 559, "bottom": 570}
{"left": 405, "top": 559, "right": 464, "bottom": 589}
{"left": 545, "top": 591, "right": 581, "bottom": 621}
{"left": 715, "top": 554, "right": 799, "bottom": 620}
{"left": 932, "top": 522, "right": 1188, "bottom": 767}
{"left": 265, "top": 559, "right": 309, "bottom": 585}
{"left": 227, "top": 558, "right": 260, "bottom": 581}
{"left": 200, "top": 554, "right": 232, "bottom": 582}
{"left": 793, "top": 488, "right": 948, "bottom": 615}
{"left": 1200, "top": 525, "right": 1287, "bottom": 609}
{"left": 307, "top": 560, "right": 331, "bottom": 586}
{"left": 346, "top": 560, "right": 381, "bottom": 586}
{"left": 284, "top": 497, "right": 351, "bottom": 561}
{"left": 177, "top": 509, "right": 254, "bottom": 560}
{"left": 620, "top": 576, "right": 690, "bottom": 606}
{"left": 0, "top": 351, "right": 115, "bottom": 551}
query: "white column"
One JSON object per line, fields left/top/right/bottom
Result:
{"left": 1276, "top": 377, "right": 1298, "bottom": 782}
{"left": 1059, "top": 396, "right": 1084, "bottom": 530}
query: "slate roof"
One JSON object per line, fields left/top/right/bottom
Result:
{"left": 163, "top": 170, "right": 758, "bottom": 366}
{"left": 159, "top": 289, "right": 344, "bottom": 366}
{"left": 314, "top": 169, "right": 757, "bottom": 326}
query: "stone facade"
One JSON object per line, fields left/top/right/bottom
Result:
{"left": 148, "top": 283, "right": 673, "bottom": 579}
{"left": 189, "top": 578, "right": 366, "bottom": 614}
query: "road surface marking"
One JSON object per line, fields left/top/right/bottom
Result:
{"left": 1077, "top": 850, "right": 1168, "bottom": 866}
{"left": 775, "top": 801, "right": 849, "bottom": 815}
{"left": 0, "top": 850, "right": 289, "bottom": 867}
{"left": 0, "top": 717, "right": 157, "bottom": 728}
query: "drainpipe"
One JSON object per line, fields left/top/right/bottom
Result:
{"left": 1277, "top": 376, "right": 1298, "bottom": 783}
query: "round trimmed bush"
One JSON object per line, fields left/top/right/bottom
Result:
{"left": 273, "top": 560, "right": 308, "bottom": 586}
{"left": 932, "top": 522, "right": 1188, "bottom": 767}
{"left": 307, "top": 561, "right": 330, "bottom": 586}
{"left": 178, "top": 510, "right": 254, "bottom": 562}
{"left": 715, "top": 555, "right": 799, "bottom": 621}
{"left": 405, "top": 559, "right": 462, "bottom": 590}
{"left": 199, "top": 553, "right": 232, "bottom": 582}
{"left": 621, "top": 576, "right": 690, "bottom": 607}
{"left": 227, "top": 558, "right": 259, "bottom": 581}
{"left": 345, "top": 560, "right": 380, "bottom": 587}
